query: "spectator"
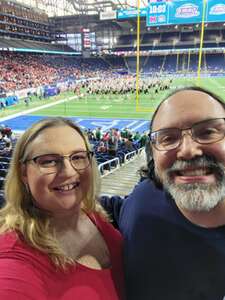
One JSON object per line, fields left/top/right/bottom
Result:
{"left": 97, "top": 140, "right": 107, "bottom": 153}
{"left": 0, "top": 117, "right": 125, "bottom": 300}
{"left": 107, "top": 129, "right": 119, "bottom": 157}
{"left": 101, "top": 86, "right": 225, "bottom": 300}
{"left": 139, "top": 132, "right": 148, "bottom": 147}
{"left": 95, "top": 127, "right": 102, "bottom": 141}
{"left": 124, "top": 135, "right": 134, "bottom": 152}
{"left": 133, "top": 131, "right": 141, "bottom": 141}
{"left": 0, "top": 130, "right": 12, "bottom": 155}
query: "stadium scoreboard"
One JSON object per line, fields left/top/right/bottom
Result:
{"left": 146, "top": 0, "right": 225, "bottom": 27}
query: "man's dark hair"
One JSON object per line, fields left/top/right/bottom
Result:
{"left": 147, "top": 85, "right": 225, "bottom": 188}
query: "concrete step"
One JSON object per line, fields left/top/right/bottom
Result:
{"left": 100, "top": 150, "right": 147, "bottom": 197}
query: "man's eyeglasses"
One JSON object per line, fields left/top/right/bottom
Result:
{"left": 25, "top": 151, "right": 94, "bottom": 174}
{"left": 149, "top": 118, "right": 225, "bottom": 151}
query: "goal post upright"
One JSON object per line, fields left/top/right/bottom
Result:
{"left": 197, "top": 0, "right": 207, "bottom": 85}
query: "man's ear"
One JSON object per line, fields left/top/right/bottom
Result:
{"left": 20, "top": 163, "right": 28, "bottom": 184}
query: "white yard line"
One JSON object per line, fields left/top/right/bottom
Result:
{"left": 0, "top": 96, "right": 77, "bottom": 122}
{"left": 132, "top": 121, "right": 149, "bottom": 131}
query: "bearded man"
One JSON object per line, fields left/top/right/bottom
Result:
{"left": 101, "top": 86, "right": 225, "bottom": 300}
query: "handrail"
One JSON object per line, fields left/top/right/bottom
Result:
{"left": 124, "top": 147, "right": 144, "bottom": 163}
{"left": 138, "top": 147, "right": 144, "bottom": 154}
{"left": 98, "top": 157, "right": 120, "bottom": 177}
{"left": 98, "top": 147, "right": 144, "bottom": 177}
{"left": 124, "top": 150, "right": 137, "bottom": 162}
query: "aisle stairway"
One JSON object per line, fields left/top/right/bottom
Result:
{"left": 100, "top": 150, "right": 147, "bottom": 197}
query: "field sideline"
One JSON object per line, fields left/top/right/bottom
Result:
{"left": 0, "top": 77, "right": 224, "bottom": 122}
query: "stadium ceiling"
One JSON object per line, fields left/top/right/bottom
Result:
{"left": 15, "top": 0, "right": 148, "bottom": 16}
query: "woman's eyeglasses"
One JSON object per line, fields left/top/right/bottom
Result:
{"left": 25, "top": 151, "right": 94, "bottom": 174}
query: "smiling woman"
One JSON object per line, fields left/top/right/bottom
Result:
{"left": 0, "top": 117, "right": 125, "bottom": 300}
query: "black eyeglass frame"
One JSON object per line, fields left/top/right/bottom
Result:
{"left": 149, "top": 117, "right": 225, "bottom": 151}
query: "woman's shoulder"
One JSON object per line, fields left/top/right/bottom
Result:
{"left": 0, "top": 231, "right": 52, "bottom": 271}
{"left": 0, "top": 231, "right": 20, "bottom": 250}
{"left": 0, "top": 231, "right": 49, "bottom": 299}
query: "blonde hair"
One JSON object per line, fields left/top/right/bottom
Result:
{"left": 0, "top": 117, "right": 106, "bottom": 268}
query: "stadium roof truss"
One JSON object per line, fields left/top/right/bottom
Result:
{"left": 15, "top": 0, "right": 148, "bottom": 16}
{"left": 66, "top": 0, "right": 148, "bottom": 13}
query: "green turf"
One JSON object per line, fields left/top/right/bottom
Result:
{"left": 0, "top": 77, "right": 225, "bottom": 120}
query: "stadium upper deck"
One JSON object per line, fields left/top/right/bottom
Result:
{"left": 0, "top": 0, "right": 224, "bottom": 56}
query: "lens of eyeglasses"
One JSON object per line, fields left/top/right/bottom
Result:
{"left": 36, "top": 154, "right": 59, "bottom": 173}
{"left": 151, "top": 128, "right": 181, "bottom": 151}
{"left": 192, "top": 118, "right": 225, "bottom": 144}
{"left": 70, "top": 152, "right": 91, "bottom": 170}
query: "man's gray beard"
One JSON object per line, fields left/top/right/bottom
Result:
{"left": 156, "top": 158, "right": 225, "bottom": 212}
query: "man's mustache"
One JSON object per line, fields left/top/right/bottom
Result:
{"left": 166, "top": 155, "right": 225, "bottom": 180}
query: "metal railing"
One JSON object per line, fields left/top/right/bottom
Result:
{"left": 98, "top": 147, "right": 145, "bottom": 177}
{"left": 98, "top": 157, "right": 120, "bottom": 177}
{"left": 124, "top": 147, "right": 144, "bottom": 164}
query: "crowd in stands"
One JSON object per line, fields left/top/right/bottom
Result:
{"left": 0, "top": 51, "right": 224, "bottom": 94}
{"left": 1, "top": 52, "right": 172, "bottom": 97}
{"left": 0, "top": 53, "right": 59, "bottom": 91}
{"left": 85, "top": 126, "right": 147, "bottom": 170}
{"left": 0, "top": 125, "right": 17, "bottom": 206}
{"left": 0, "top": 53, "right": 115, "bottom": 92}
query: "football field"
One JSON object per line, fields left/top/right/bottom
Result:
{"left": 29, "top": 77, "right": 225, "bottom": 120}
{"left": 0, "top": 77, "right": 224, "bottom": 132}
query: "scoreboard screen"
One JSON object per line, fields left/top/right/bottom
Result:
{"left": 82, "top": 28, "right": 96, "bottom": 50}
{"left": 147, "top": 0, "right": 225, "bottom": 27}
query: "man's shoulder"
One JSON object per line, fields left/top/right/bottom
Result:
{"left": 100, "top": 196, "right": 124, "bottom": 229}
{"left": 126, "top": 179, "right": 164, "bottom": 201}
{"left": 119, "top": 180, "right": 166, "bottom": 226}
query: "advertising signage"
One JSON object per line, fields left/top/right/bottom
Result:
{"left": 206, "top": 1, "right": 225, "bottom": 23}
{"left": 117, "top": 8, "right": 147, "bottom": 19}
{"left": 147, "top": 0, "right": 225, "bottom": 27}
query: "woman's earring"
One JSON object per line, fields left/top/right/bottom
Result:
{"left": 24, "top": 183, "right": 30, "bottom": 193}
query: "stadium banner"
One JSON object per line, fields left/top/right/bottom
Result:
{"left": 147, "top": 0, "right": 225, "bottom": 26}
{"left": 12, "top": 87, "right": 37, "bottom": 99}
{"left": 43, "top": 85, "right": 59, "bottom": 97}
{"left": 169, "top": 0, "right": 203, "bottom": 25}
{"left": 0, "top": 96, "right": 18, "bottom": 107}
{"left": 117, "top": 8, "right": 147, "bottom": 19}
{"left": 100, "top": 10, "right": 117, "bottom": 20}
{"left": 206, "top": 1, "right": 225, "bottom": 23}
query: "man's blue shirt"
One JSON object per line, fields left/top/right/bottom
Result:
{"left": 102, "top": 179, "right": 225, "bottom": 300}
